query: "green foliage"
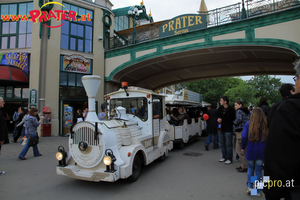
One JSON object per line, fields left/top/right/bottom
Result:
{"left": 180, "top": 75, "right": 283, "bottom": 107}
{"left": 183, "top": 77, "right": 245, "bottom": 103}
{"left": 247, "top": 75, "right": 282, "bottom": 105}
{"left": 224, "top": 82, "right": 256, "bottom": 107}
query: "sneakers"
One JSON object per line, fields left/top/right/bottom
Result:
{"left": 237, "top": 168, "right": 247, "bottom": 172}
{"left": 257, "top": 193, "right": 262, "bottom": 197}
{"left": 0, "top": 171, "right": 5, "bottom": 176}
{"left": 224, "top": 160, "right": 232, "bottom": 164}
{"left": 219, "top": 158, "right": 226, "bottom": 162}
{"left": 246, "top": 188, "right": 251, "bottom": 194}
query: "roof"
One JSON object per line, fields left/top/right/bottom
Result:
{"left": 105, "top": 86, "right": 166, "bottom": 97}
{"left": 112, "top": 5, "right": 153, "bottom": 22}
{"left": 0, "top": 65, "right": 28, "bottom": 82}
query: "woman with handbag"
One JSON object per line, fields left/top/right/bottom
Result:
{"left": 18, "top": 108, "right": 43, "bottom": 160}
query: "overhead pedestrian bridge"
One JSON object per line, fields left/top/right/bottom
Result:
{"left": 105, "top": 0, "right": 300, "bottom": 91}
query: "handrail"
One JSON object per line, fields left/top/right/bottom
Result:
{"left": 109, "top": 0, "right": 300, "bottom": 50}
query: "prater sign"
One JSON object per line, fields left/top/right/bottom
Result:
{"left": 159, "top": 14, "right": 207, "bottom": 38}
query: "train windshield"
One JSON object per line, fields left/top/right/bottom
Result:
{"left": 110, "top": 97, "right": 148, "bottom": 121}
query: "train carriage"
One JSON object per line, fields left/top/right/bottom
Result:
{"left": 165, "top": 92, "right": 203, "bottom": 148}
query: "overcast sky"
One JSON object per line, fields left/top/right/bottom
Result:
{"left": 111, "top": 0, "right": 295, "bottom": 84}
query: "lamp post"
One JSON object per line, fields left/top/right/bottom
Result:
{"left": 128, "top": 7, "right": 139, "bottom": 44}
{"left": 242, "top": 0, "right": 246, "bottom": 19}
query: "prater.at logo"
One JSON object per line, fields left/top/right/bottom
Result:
{"left": 29, "top": 1, "right": 91, "bottom": 28}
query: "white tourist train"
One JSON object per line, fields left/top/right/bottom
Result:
{"left": 56, "top": 75, "right": 173, "bottom": 182}
{"left": 165, "top": 90, "right": 204, "bottom": 149}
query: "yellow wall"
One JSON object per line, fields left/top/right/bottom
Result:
{"left": 92, "top": 8, "right": 105, "bottom": 107}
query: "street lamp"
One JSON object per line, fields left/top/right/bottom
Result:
{"left": 128, "top": 7, "right": 139, "bottom": 44}
{"left": 242, "top": 0, "right": 246, "bottom": 19}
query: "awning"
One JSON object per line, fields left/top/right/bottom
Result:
{"left": 0, "top": 65, "right": 28, "bottom": 82}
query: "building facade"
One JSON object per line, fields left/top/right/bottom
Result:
{"left": 0, "top": 0, "right": 116, "bottom": 135}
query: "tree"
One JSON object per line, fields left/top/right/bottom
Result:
{"left": 183, "top": 77, "right": 245, "bottom": 103}
{"left": 247, "top": 75, "right": 282, "bottom": 105}
{"left": 224, "top": 82, "right": 256, "bottom": 107}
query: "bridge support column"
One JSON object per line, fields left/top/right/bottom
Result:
{"left": 105, "top": 82, "right": 121, "bottom": 94}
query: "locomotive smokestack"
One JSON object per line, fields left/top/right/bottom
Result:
{"left": 81, "top": 75, "right": 101, "bottom": 122}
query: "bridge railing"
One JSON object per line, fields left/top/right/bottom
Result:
{"left": 109, "top": 0, "right": 300, "bottom": 50}
{"left": 246, "top": 0, "right": 300, "bottom": 17}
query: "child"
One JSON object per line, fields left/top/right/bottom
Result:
{"left": 241, "top": 107, "right": 268, "bottom": 197}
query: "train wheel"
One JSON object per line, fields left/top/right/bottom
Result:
{"left": 127, "top": 155, "right": 141, "bottom": 182}
{"left": 158, "top": 149, "right": 168, "bottom": 162}
{"left": 177, "top": 142, "right": 184, "bottom": 149}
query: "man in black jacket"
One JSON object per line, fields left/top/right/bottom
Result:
{"left": 0, "top": 97, "right": 7, "bottom": 175}
{"left": 267, "top": 83, "right": 295, "bottom": 127}
{"left": 263, "top": 62, "right": 300, "bottom": 200}
{"left": 205, "top": 101, "right": 219, "bottom": 150}
{"left": 217, "top": 96, "right": 235, "bottom": 164}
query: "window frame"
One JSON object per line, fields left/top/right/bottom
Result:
{"left": 0, "top": 2, "right": 33, "bottom": 49}
{"left": 60, "top": 3, "right": 93, "bottom": 53}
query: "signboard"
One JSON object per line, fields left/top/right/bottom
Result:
{"left": 29, "top": 89, "right": 37, "bottom": 107}
{"left": 182, "top": 89, "right": 201, "bottom": 102}
{"left": 0, "top": 52, "right": 29, "bottom": 74}
{"left": 63, "top": 54, "right": 91, "bottom": 74}
{"left": 159, "top": 14, "right": 207, "bottom": 38}
{"left": 6, "top": 86, "right": 13, "bottom": 98}
{"left": 184, "top": 90, "right": 189, "bottom": 100}
{"left": 0, "top": 87, "right": 4, "bottom": 98}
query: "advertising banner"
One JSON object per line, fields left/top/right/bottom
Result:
{"left": 0, "top": 52, "right": 29, "bottom": 74}
{"left": 63, "top": 54, "right": 91, "bottom": 74}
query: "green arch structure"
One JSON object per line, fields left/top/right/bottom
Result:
{"left": 105, "top": 6, "right": 300, "bottom": 82}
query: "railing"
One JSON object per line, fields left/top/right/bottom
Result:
{"left": 109, "top": 0, "right": 300, "bottom": 50}
{"left": 109, "top": 21, "right": 165, "bottom": 49}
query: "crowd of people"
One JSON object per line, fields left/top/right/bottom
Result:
{"left": 203, "top": 62, "right": 300, "bottom": 199}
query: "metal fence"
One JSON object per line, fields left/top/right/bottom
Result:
{"left": 109, "top": 0, "right": 300, "bottom": 50}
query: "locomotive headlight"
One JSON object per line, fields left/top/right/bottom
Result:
{"left": 104, "top": 149, "right": 116, "bottom": 172}
{"left": 103, "top": 156, "right": 112, "bottom": 166}
{"left": 78, "top": 141, "right": 88, "bottom": 151}
{"left": 56, "top": 152, "right": 63, "bottom": 161}
{"left": 56, "top": 146, "right": 68, "bottom": 167}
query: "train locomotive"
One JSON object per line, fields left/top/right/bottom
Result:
{"left": 56, "top": 75, "right": 173, "bottom": 182}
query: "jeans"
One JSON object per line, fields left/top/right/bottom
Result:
{"left": 18, "top": 135, "right": 40, "bottom": 158}
{"left": 218, "top": 131, "right": 233, "bottom": 161}
{"left": 21, "top": 128, "right": 25, "bottom": 137}
{"left": 205, "top": 132, "right": 218, "bottom": 148}
{"left": 12, "top": 123, "right": 18, "bottom": 138}
{"left": 247, "top": 160, "right": 263, "bottom": 193}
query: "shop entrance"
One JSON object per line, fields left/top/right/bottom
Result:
{"left": 59, "top": 100, "right": 98, "bottom": 136}
{"left": 3, "top": 100, "right": 28, "bottom": 133}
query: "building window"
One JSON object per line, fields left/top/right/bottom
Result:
{"left": 1, "top": 86, "right": 29, "bottom": 99}
{"left": 59, "top": 72, "right": 87, "bottom": 100}
{"left": 0, "top": 2, "right": 33, "bottom": 49}
{"left": 114, "top": 16, "right": 129, "bottom": 32}
{"left": 61, "top": 3, "right": 93, "bottom": 53}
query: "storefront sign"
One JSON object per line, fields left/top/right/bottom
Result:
{"left": 63, "top": 54, "right": 91, "bottom": 74}
{"left": 0, "top": 52, "right": 29, "bottom": 74}
{"left": 159, "top": 14, "right": 207, "bottom": 38}
{"left": 29, "top": 89, "right": 37, "bottom": 107}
